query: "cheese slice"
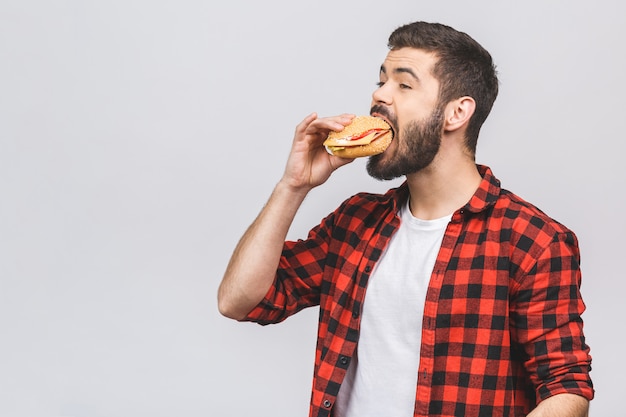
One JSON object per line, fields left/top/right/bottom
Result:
{"left": 328, "top": 131, "right": 380, "bottom": 147}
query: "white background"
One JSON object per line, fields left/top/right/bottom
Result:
{"left": 1, "top": 1, "right": 624, "bottom": 416}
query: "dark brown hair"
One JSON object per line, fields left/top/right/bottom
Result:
{"left": 388, "top": 22, "right": 499, "bottom": 153}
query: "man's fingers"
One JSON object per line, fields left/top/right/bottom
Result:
{"left": 306, "top": 113, "right": 356, "bottom": 136}
{"left": 329, "top": 155, "right": 355, "bottom": 170}
{"left": 294, "top": 112, "right": 318, "bottom": 136}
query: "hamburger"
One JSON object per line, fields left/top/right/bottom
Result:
{"left": 323, "top": 115, "right": 393, "bottom": 158}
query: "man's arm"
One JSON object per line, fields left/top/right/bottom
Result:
{"left": 527, "top": 393, "right": 589, "bottom": 417}
{"left": 217, "top": 113, "right": 355, "bottom": 320}
{"left": 510, "top": 229, "right": 594, "bottom": 415}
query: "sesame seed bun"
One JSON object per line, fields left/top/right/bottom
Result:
{"left": 323, "top": 116, "right": 393, "bottom": 158}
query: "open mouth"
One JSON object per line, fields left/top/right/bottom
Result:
{"left": 371, "top": 113, "right": 396, "bottom": 139}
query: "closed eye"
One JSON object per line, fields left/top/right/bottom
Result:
{"left": 376, "top": 81, "right": 411, "bottom": 90}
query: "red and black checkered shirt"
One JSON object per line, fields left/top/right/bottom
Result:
{"left": 243, "top": 165, "right": 593, "bottom": 417}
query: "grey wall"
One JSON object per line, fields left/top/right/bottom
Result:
{"left": 1, "top": 0, "right": 623, "bottom": 416}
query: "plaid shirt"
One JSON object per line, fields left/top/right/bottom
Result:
{"left": 243, "top": 165, "right": 593, "bottom": 417}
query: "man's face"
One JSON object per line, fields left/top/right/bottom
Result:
{"left": 367, "top": 48, "right": 445, "bottom": 180}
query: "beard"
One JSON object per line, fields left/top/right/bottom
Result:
{"left": 367, "top": 105, "right": 445, "bottom": 181}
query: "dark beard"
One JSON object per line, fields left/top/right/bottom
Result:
{"left": 367, "top": 107, "right": 444, "bottom": 181}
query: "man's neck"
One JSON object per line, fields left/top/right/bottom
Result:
{"left": 405, "top": 157, "right": 482, "bottom": 220}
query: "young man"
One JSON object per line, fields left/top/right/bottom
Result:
{"left": 218, "top": 21, "right": 593, "bottom": 417}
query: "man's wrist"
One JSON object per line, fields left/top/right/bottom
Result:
{"left": 276, "top": 177, "right": 313, "bottom": 200}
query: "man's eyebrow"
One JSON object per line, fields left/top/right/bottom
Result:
{"left": 396, "top": 67, "right": 420, "bottom": 82}
{"left": 379, "top": 64, "right": 421, "bottom": 82}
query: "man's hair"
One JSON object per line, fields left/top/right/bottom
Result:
{"left": 388, "top": 21, "right": 499, "bottom": 153}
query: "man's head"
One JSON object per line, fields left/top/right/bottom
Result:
{"left": 387, "top": 21, "right": 499, "bottom": 152}
{"left": 366, "top": 21, "right": 498, "bottom": 180}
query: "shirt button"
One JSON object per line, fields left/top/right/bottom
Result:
{"left": 364, "top": 265, "right": 371, "bottom": 273}
{"left": 340, "top": 356, "right": 349, "bottom": 365}
{"left": 323, "top": 399, "right": 332, "bottom": 408}
{"left": 352, "top": 310, "right": 359, "bottom": 319}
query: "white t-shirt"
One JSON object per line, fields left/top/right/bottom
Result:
{"left": 334, "top": 200, "right": 451, "bottom": 417}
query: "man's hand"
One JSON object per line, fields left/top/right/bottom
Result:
{"left": 281, "top": 112, "right": 356, "bottom": 191}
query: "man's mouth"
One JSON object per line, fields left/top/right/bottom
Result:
{"left": 370, "top": 112, "right": 396, "bottom": 139}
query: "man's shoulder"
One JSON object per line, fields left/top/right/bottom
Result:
{"left": 491, "top": 188, "right": 578, "bottom": 260}
{"left": 496, "top": 189, "right": 572, "bottom": 234}
{"left": 475, "top": 166, "right": 572, "bottom": 238}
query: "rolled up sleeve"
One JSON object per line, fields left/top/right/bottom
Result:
{"left": 510, "top": 230, "right": 594, "bottom": 403}
{"left": 242, "top": 213, "right": 333, "bottom": 325}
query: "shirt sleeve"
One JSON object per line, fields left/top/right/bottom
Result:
{"left": 241, "top": 211, "right": 334, "bottom": 326}
{"left": 509, "top": 229, "right": 594, "bottom": 402}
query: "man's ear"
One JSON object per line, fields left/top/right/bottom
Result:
{"left": 443, "top": 96, "right": 476, "bottom": 132}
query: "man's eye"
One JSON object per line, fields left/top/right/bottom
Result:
{"left": 376, "top": 81, "right": 385, "bottom": 87}
{"left": 399, "top": 83, "right": 411, "bottom": 89}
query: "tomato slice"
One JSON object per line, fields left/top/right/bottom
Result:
{"left": 348, "top": 128, "right": 385, "bottom": 141}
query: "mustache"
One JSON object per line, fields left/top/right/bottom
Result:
{"left": 370, "top": 105, "right": 397, "bottom": 128}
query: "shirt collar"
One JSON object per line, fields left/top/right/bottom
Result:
{"left": 464, "top": 164, "right": 501, "bottom": 213}
{"left": 387, "top": 164, "right": 501, "bottom": 215}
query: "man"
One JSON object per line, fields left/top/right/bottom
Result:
{"left": 218, "top": 21, "right": 593, "bottom": 417}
